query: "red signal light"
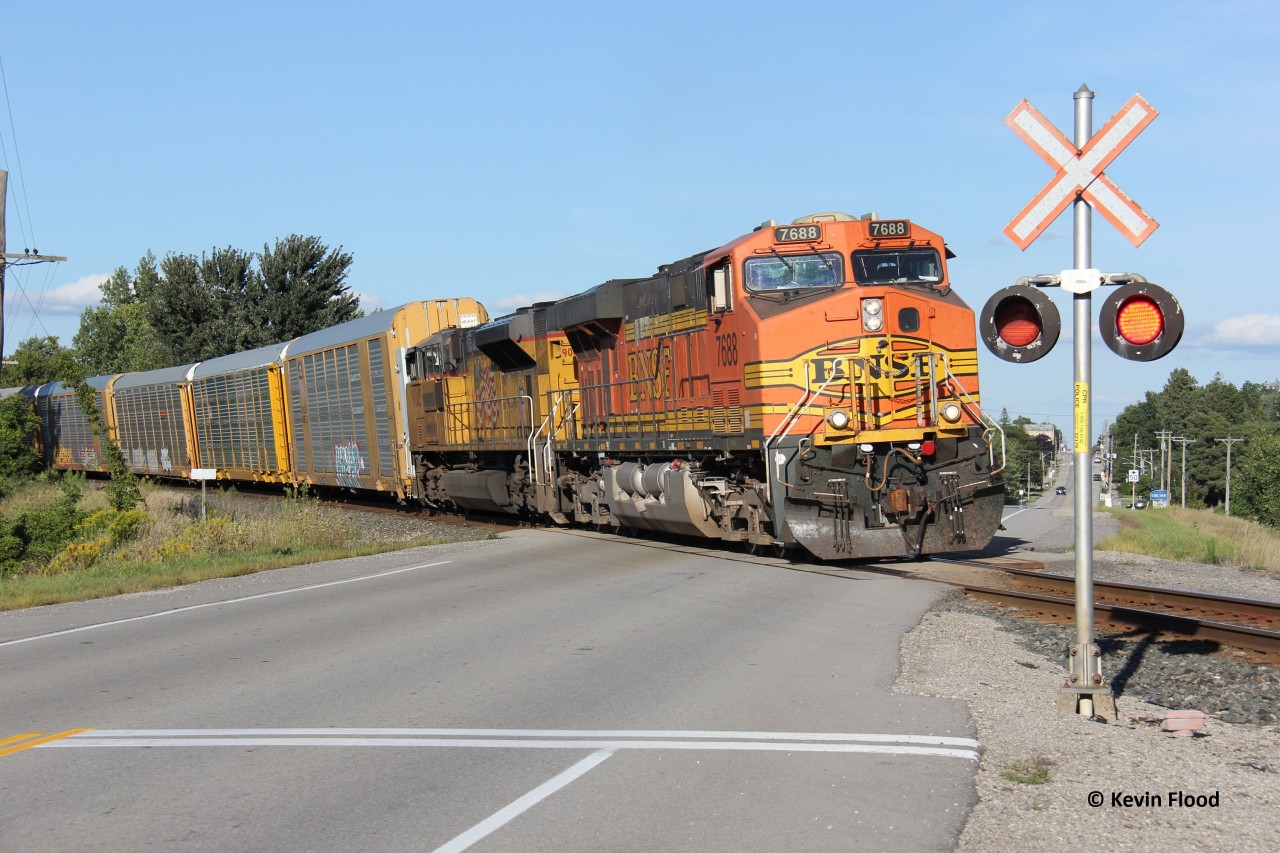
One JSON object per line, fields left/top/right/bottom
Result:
{"left": 1099, "top": 282, "right": 1183, "bottom": 361}
{"left": 1114, "top": 296, "right": 1163, "bottom": 345}
{"left": 994, "top": 298, "right": 1042, "bottom": 347}
{"left": 979, "top": 284, "right": 1061, "bottom": 363}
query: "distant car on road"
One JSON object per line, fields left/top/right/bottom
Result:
{"left": 1134, "top": 500, "right": 1147, "bottom": 509}
{"left": 1055, "top": 486, "right": 1067, "bottom": 495}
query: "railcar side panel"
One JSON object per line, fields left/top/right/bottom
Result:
{"left": 34, "top": 379, "right": 113, "bottom": 473}
{"left": 185, "top": 343, "right": 292, "bottom": 483}
{"left": 113, "top": 364, "right": 196, "bottom": 478}
{"left": 284, "top": 299, "right": 489, "bottom": 498}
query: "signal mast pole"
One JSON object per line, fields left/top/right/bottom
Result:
{"left": 1064, "top": 85, "right": 1112, "bottom": 719}
{"left": 986, "top": 85, "right": 1181, "bottom": 716}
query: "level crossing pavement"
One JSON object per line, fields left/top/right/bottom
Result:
{"left": 2, "top": 528, "right": 983, "bottom": 851}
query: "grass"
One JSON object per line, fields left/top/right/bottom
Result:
{"left": 0, "top": 480, "right": 492, "bottom": 611}
{"left": 1098, "top": 505, "right": 1280, "bottom": 579}
{"left": 1000, "top": 756, "right": 1053, "bottom": 785}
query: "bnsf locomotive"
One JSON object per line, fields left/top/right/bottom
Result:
{"left": 15, "top": 213, "right": 1006, "bottom": 560}
{"left": 404, "top": 212, "right": 1005, "bottom": 559}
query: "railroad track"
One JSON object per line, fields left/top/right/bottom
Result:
{"left": 928, "top": 557, "right": 1280, "bottom": 663}
{"left": 145, "top": 482, "right": 1280, "bottom": 662}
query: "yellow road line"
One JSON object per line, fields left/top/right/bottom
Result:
{"left": 0, "top": 728, "right": 91, "bottom": 758}
{"left": 0, "top": 732, "right": 45, "bottom": 747}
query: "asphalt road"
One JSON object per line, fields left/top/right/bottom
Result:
{"left": 1, "top": 530, "right": 979, "bottom": 851}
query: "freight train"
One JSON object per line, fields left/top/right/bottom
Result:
{"left": 11, "top": 212, "right": 1006, "bottom": 560}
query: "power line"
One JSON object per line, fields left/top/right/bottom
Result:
{"left": 0, "top": 53, "right": 36, "bottom": 252}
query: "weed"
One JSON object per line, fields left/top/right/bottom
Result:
{"left": 1000, "top": 756, "right": 1053, "bottom": 785}
{"left": 1100, "top": 505, "right": 1280, "bottom": 577}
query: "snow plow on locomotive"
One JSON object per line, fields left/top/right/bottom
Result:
{"left": 406, "top": 212, "right": 1006, "bottom": 560}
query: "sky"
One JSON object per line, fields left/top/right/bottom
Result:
{"left": 2, "top": 0, "right": 1278, "bottom": 446}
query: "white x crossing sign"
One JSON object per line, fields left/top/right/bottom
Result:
{"left": 1004, "top": 94, "right": 1159, "bottom": 250}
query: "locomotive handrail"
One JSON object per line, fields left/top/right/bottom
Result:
{"left": 446, "top": 393, "right": 534, "bottom": 448}
{"left": 566, "top": 376, "right": 670, "bottom": 442}
{"left": 938, "top": 357, "right": 1006, "bottom": 474}
{"left": 764, "top": 357, "right": 847, "bottom": 500}
{"left": 531, "top": 391, "right": 578, "bottom": 486}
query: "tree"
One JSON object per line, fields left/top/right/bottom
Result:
{"left": 146, "top": 251, "right": 223, "bottom": 364}
{"left": 1231, "top": 431, "right": 1280, "bottom": 528}
{"left": 1108, "top": 368, "right": 1280, "bottom": 511}
{"left": 257, "top": 235, "right": 360, "bottom": 342}
{"left": 0, "top": 393, "right": 41, "bottom": 482}
{"left": 197, "top": 245, "right": 257, "bottom": 354}
{"left": 997, "top": 411, "right": 1040, "bottom": 503}
{"left": 0, "top": 336, "right": 79, "bottom": 387}
{"left": 76, "top": 301, "right": 167, "bottom": 376}
{"left": 74, "top": 257, "right": 166, "bottom": 376}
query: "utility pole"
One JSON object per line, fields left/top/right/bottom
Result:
{"left": 1215, "top": 437, "right": 1244, "bottom": 516}
{"left": 1156, "top": 430, "right": 1173, "bottom": 493}
{"left": 1172, "top": 437, "right": 1195, "bottom": 508}
{"left": 0, "top": 169, "right": 68, "bottom": 363}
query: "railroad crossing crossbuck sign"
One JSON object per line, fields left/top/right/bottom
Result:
{"left": 1004, "top": 94, "right": 1158, "bottom": 249}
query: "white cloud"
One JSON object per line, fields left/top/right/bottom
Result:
{"left": 354, "top": 291, "right": 386, "bottom": 312}
{"left": 487, "top": 291, "right": 569, "bottom": 313}
{"left": 1204, "top": 314, "right": 1280, "bottom": 347}
{"left": 3, "top": 273, "right": 109, "bottom": 316}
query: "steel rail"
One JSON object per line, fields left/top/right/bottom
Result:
{"left": 931, "top": 557, "right": 1280, "bottom": 662}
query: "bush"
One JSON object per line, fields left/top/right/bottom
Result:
{"left": 1233, "top": 432, "right": 1280, "bottom": 529}
{"left": 0, "top": 395, "right": 41, "bottom": 481}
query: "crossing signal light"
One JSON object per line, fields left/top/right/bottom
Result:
{"left": 1098, "top": 282, "right": 1183, "bottom": 361}
{"left": 979, "top": 284, "right": 1061, "bottom": 363}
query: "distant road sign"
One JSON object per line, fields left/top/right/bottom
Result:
{"left": 1004, "top": 94, "right": 1158, "bottom": 249}
{"left": 1128, "top": 469, "right": 1140, "bottom": 483}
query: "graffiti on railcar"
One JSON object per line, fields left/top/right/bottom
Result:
{"left": 477, "top": 366, "right": 501, "bottom": 428}
{"left": 125, "top": 448, "right": 174, "bottom": 473}
{"left": 334, "top": 440, "right": 366, "bottom": 488}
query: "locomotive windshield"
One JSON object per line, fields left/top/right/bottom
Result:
{"left": 852, "top": 249, "right": 942, "bottom": 285}
{"left": 743, "top": 251, "right": 844, "bottom": 292}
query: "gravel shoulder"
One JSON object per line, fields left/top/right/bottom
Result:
{"left": 895, "top": 503, "right": 1280, "bottom": 851}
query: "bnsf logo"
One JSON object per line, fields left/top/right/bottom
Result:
{"left": 810, "top": 354, "right": 923, "bottom": 384}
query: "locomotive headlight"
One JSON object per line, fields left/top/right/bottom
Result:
{"left": 827, "top": 409, "right": 851, "bottom": 430}
{"left": 940, "top": 402, "right": 963, "bottom": 423}
{"left": 861, "top": 298, "right": 884, "bottom": 332}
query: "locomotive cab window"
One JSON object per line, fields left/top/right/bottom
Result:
{"left": 422, "top": 344, "right": 443, "bottom": 378}
{"left": 852, "top": 249, "right": 942, "bottom": 285}
{"left": 743, "top": 252, "right": 844, "bottom": 292}
{"left": 708, "top": 260, "right": 733, "bottom": 312}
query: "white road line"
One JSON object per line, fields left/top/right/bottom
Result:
{"left": 0, "top": 561, "right": 451, "bottom": 648}
{"left": 44, "top": 729, "right": 979, "bottom": 761}
{"left": 431, "top": 750, "right": 614, "bottom": 853}
{"left": 70, "top": 728, "right": 979, "bottom": 748}
{"left": 45, "top": 737, "right": 978, "bottom": 760}
{"left": 41, "top": 728, "right": 980, "bottom": 852}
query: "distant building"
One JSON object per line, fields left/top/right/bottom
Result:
{"left": 1024, "top": 422, "right": 1061, "bottom": 454}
